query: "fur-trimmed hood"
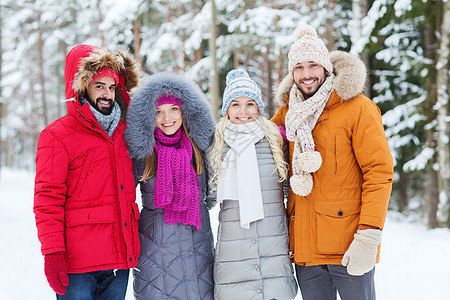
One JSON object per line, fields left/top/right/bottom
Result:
{"left": 64, "top": 44, "right": 141, "bottom": 117}
{"left": 125, "top": 72, "right": 215, "bottom": 160}
{"left": 274, "top": 50, "right": 367, "bottom": 107}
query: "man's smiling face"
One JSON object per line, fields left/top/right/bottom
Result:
{"left": 85, "top": 76, "right": 116, "bottom": 115}
{"left": 293, "top": 61, "right": 328, "bottom": 99}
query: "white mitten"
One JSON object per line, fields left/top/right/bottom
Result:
{"left": 342, "top": 229, "right": 382, "bottom": 276}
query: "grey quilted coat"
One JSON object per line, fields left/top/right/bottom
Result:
{"left": 133, "top": 161, "right": 214, "bottom": 299}
{"left": 214, "top": 138, "right": 298, "bottom": 300}
{"left": 125, "top": 73, "right": 216, "bottom": 300}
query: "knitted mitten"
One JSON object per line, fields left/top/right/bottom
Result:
{"left": 44, "top": 252, "right": 69, "bottom": 295}
{"left": 342, "top": 229, "right": 382, "bottom": 276}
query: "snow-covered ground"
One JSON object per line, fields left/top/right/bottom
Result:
{"left": 0, "top": 167, "right": 449, "bottom": 299}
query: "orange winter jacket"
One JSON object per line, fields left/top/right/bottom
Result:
{"left": 271, "top": 51, "right": 394, "bottom": 266}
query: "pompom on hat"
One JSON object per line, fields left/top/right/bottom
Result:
{"left": 222, "top": 69, "right": 263, "bottom": 116}
{"left": 90, "top": 67, "right": 119, "bottom": 85}
{"left": 288, "top": 25, "right": 333, "bottom": 74}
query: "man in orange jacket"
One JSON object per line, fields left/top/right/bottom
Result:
{"left": 271, "top": 25, "right": 394, "bottom": 300}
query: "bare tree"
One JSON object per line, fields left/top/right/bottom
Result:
{"left": 436, "top": 0, "right": 450, "bottom": 227}
{"left": 351, "top": 0, "right": 371, "bottom": 97}
{"left": 133, "top": 18, "right": 142, "bottom": 65}
{"left": 97, "top": 0, "right": 105, "bottom": 47}
{"left": 424, "top": 2, "right": 441, "bottom": 228}
{"left": 209, "top": 0, "right": 219, "bottom": 120}
{"left": 36, "top": 9, "right": 48, "bottom": 127}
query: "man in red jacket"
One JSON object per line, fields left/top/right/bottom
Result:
{"left": 34, "top": 44, "right": 141, "bottom": 299}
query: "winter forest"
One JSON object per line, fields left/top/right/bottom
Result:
{"left": 0, "top": 0, "right": 449, "bottom": 229}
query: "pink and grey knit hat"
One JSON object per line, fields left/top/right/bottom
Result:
{"left": 288, "top": 25, "right": 333, "bottom": 74}
{"left": 91, "top": 67, "right": 119, "bottom": 85}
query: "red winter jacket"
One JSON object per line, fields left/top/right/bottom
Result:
{"left": 34, "top": 45, "right": 141, "bottom": 273}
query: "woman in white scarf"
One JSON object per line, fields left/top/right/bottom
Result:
{"left": 208, "top": 69, "right": 297, "bottom": 300}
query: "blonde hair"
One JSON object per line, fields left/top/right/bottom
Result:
{"left": 141, "top": 120, "right": 204, "bottom": 181}
{"left": 207, "top": 116, "right": 288, "bottom": 191}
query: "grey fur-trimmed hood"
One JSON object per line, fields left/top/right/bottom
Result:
{"left": 274, "top": 50, "right": 367, "bottom": 106}
{"left": 125, "top": 72, "right": 215, "bottom": 160}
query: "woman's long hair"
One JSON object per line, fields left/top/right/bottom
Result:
{"left": 141, "top": 120, "right": 204, "bottom": 181}
{"left": 207, "top": 115, "right": 288, "bottom": 191}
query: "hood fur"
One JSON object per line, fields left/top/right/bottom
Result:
{"left": 274, "top": 50, "right": 367, "bottom": 107}
{"left": 73, "top": 48, "right": 140, "bottom": 94}
{"left": 125, "top": 73, "right": 215, "bottom": 160}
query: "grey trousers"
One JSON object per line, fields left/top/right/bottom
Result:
{"left": 295, "top": 264, "right": 375, "bottom": 300}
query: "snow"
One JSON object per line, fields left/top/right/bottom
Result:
{"left": 1, "top": 168, "right": 449, "bottom": 299}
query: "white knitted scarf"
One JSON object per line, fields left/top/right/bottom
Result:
{"left": 217, "top": 120, "right": 265, "bottom": 229}
{"left": 285, "top": 73, "right": 334, "bottom": 196}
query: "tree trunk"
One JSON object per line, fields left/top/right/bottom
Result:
{"left": 326, "top": 0, "right": 335, "bottom": 50}
{"left": 436, "top": 0, "right": 450, "bottom": 228}
{"left": 180, "top": 4, "right": 186, "bottom": 72}
{"left": 360, "top": 0, "right": 370, "bottom": 97}
{"left": 233, "top": 28, "right": 241, "bottom": 69}
{"left": 193, "top": 0, "right": 203, "bottom": 64}
{"left": 58, "top": 43, "right": 68, "bottom": 117}
{"left": 397, "top": 169, "right": 408, "bottom": 212}
{"left": 424, "top": 7, "right": 441, "bottom": 228}
{"left": 97, "top": 0, "right": 105, "bottom": 47}
{"left": 209, "top": 0, "right": 219, "bottom": 120}
{"left": 264, "top": 51, "right": 274, "bottom": 117}
{"left": 350, "top": 0, "right": 370, "bottom": 98}
{"left": 36, "top": 10, "right": 48, "bottom": 126}
{"left": 276, "top": 51, "right": 283, "bottom": 86}
{"left": 426, "top": 156, "right": 440, "bottom": 229}
{"left": 133, "top": 18, "right": 142, "bottom": 64}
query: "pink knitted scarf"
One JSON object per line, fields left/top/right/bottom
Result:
{"left": 154, "top": 127, "right": 201, "bottom": 229}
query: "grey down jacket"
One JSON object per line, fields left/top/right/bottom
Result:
{"left": 133, "top": 159, "right": 215, "bottom": 300}
{"left": 214, "top": 138, "right": 298, "bottom": 300}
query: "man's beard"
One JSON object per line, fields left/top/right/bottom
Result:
{"left": 86, "top": 96, "right": 114, "bottom": 115}
{"left": 294, "top": 77, "right": 324, "bottom": 100}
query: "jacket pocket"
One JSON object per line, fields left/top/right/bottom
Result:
{"left": 65, "top": 206, "right": 115, "bottom": 268}
{"left": 315, "top": 200, "right": 360, "bottom": 254}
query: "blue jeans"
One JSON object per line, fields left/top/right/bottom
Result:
{"left": 295, "top": 264, "right": 375, "bottom": 300}
{"left": 56, "top": 269, "right": 129, "bottom": 300}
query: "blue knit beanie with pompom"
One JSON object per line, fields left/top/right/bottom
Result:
{"left": 221, "top": 69, "right": 263, "bottom": 116}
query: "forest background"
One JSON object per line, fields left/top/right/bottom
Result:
{"left": 0, "top": 0, "right": 449, "bottom": 229}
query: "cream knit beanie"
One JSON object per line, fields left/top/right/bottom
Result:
{"left": 288, "top": 25, "right": 333, "bottom": 74}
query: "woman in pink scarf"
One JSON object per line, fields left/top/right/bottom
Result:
{"left": 125, "top": 73, "right": 216, "bottom": 300}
